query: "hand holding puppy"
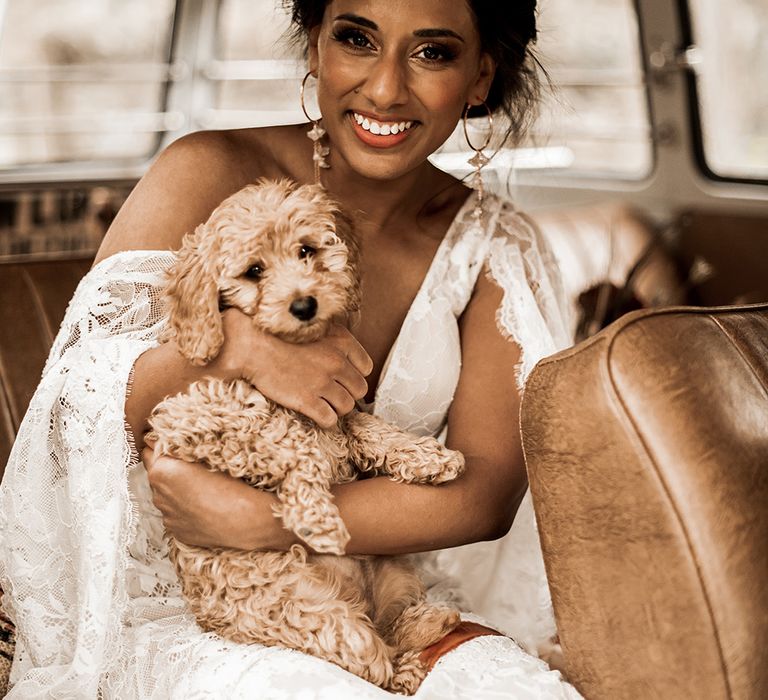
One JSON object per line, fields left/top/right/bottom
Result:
{"left": 213, "top": 309, "right": 372, "bottom": 427}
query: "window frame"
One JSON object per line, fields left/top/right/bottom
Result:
{"left": 677, "top": 0, "right": 768, "bottom": 187}
{"left": 0, "top": 0, "right": 659, "bottom": 187}
{"left": 0, "top": 0, "right": 181, "bottom": 186}
{"left": 0, "top": 0, "right": 765, "bottom": 190}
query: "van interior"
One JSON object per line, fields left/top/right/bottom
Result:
{"left": 0, "top": 1, "right": 766, "bottom": 698}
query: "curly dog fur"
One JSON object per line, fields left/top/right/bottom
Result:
{"left": 146, "top": 179, "right": 464, "bottom": 693}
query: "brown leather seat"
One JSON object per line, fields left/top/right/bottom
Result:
{"left": 0, "top": 258, "right": 92, "bottom": 473}
{"left": 521, "top": 304, "right": 768, "bottom": 700}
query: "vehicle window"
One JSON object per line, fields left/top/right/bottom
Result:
{"left": 0, "top": 0, "right": 175, "bottom": 169}
{"left": 208, "top": 0, "right": 303, "bottom": 130}
{"left": 431, "top": 0, "right": 652, "bottom": 180}
{"left": 2, "top": 0, "right": 650, "bottom": 179}
{"left": 211, "top": 0, "right": 652, "bottom": 180}
{"left": 689, "top": 0, "right": 768, "bottom": 181}
{"left": 533, "top": 0, "right": 652, "bottom": 177}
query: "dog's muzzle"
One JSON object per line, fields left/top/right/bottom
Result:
{"left": 290, "top": 296, "right": 318, "bottom": 321}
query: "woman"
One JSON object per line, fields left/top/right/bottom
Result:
{"left": 0, "top": 0, "right": 578, "bottom": 697}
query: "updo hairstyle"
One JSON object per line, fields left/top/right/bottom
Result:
{"left": 283, "top": 0, "right": 541, "bottom": 144}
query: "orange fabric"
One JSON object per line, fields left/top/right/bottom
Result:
{"left": 419, "top": 621, "right": 504, "bottom": 672}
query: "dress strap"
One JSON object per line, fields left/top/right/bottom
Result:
{"left": 429, "top": 192, "right": 503, "bottom": 318}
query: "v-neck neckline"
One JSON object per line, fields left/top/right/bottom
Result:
{"left": 358, "top": 191, "right": 477, "bottom": 411}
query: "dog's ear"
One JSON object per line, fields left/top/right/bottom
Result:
{"left": 332, "top": 208, "right": 363, "bottom": 323}
{"left": 164, "top": 223, "right": 224, "bottom": 365}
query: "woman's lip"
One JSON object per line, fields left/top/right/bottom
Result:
{"left": 347, "top": 112, "right": 415, "bottom": 149}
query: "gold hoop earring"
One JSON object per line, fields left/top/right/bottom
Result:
{"left": 301, "top": 71, "right": 330, "bottom": 183}
{"left": 462, "top": 102, "right": 494, "bottom": 226}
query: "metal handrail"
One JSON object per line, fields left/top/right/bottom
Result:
{"left": 195, "top": 108, "right": 303, "bottom": 129}
{"left": 0, "top": 62, "right": 187, "bottom": 83}
{"left": 0, "top": 111, "right": 186, "bottom": 134}
{"left": 202, "top": 59, "right": 303, "bottom": 81}
{"left": 545, "top": 67, "right": 648, "bottom": 88}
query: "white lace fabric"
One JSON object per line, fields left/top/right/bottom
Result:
{"left": 0, "top": 194, "right": 578, "bottom": 699}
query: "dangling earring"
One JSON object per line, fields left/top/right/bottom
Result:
{"left": 300, "top": 71, "right": 330, "bottom": 184}
{"left": 462, "top": 101, "right": 494, "bottom": 227}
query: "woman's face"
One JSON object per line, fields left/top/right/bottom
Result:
{"left": 309, "top": 0, "right": 495, "bottom": 182}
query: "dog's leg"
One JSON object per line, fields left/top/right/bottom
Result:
{"left": 388, "top": 601, "right": 461, "bottom": 694}
{"left": 368, "top": 557, "right": 461, "bottom": 695}
{"left": 147, "top": 377, "right": 273, "bottom": 478}
{"left": 275, "top": 451, "right": 350, "bottom": 555}
{"left": 274, "top": 566, "right": 396, "bottom": 690}
{"left": 344, "top": 412, "right": 465, "bottom": 484}
{"left": 304, "top": 604, "right": 395, "bottom": 689}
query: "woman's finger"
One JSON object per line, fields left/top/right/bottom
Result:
{"left": 321, "top": 380, "right": 357, "bottom": 417}
{"left": 328, "top": 324, "right": 373, "bottom": 376}
{"left": 345, "top": 339, "right": 373, "bottom": 377}
{"left": 334, "top": 364, "right": 369, "bottom": 401}
{"left": 306, "top": 397, "right": 342, "bottom": 429}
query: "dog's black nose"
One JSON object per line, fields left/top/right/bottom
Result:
{"left": 289, "top": 296, "right": 318, "bottom": 321}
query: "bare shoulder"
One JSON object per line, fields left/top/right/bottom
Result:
{"left": 94, "top": 126, "right": 308, "bottom": 265}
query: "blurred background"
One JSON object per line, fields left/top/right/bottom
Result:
{"left": 0, "top": 0, "right": 766, "bottom": 258}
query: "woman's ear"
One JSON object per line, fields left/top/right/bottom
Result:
{"left": 164, "top": 224, "right": 224, "bottom": 366}
{"left": 470, "top": 53, "right": 497, "bottom": 106}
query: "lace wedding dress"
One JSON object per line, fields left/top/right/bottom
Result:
{"left": 0, "top": 193, "right": 580, "bottom": 699}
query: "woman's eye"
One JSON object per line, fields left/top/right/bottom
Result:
{"left": 415, "top": 44, "right": 456, "bottom": 63}
{"left": 332, "top": 27, "right": 374, "bottom": 51}
{"left": 245, "top": 264, "right": 263, "bottom": 279}
{"left": 299, "top": 245, "right": 316, "bottom": 260}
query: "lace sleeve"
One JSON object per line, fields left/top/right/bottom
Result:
{"left": 0, "top": 251, "right": 173, "bottom": 698}
{"left": 485, "top": 206, "right": 574, "bottom": 389}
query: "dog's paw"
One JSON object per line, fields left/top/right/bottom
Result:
{"left": 395, "top": 442, "right": 465, "bottom": 485}
{"left": 294, "top": 518, "right": 351, "bottom": 555}
{"left": 388, "top": 651, "right": 427, "bottom": 696}
{"left": 426, "top": 447, "right": 465, "bottom": 484}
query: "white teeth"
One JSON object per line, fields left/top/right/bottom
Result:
{"left": 353, "top": 112, "right": 414, "bottom": 135}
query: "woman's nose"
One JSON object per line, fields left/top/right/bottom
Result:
{"left": 360, "top": 53, "right": 409, "bottom": 111}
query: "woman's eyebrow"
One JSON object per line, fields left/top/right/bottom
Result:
{"left": 333, "top": 13, "right": 378, "bottom": 31}
{"left": 413, "top": 28, "right": 465, "bottom": 42}
{"left": 333, "top": 14, "right": 465, "bottom": 43}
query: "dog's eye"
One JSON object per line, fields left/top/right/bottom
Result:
{"left": 245, "top": 264, "right": 263, "bottom": 280}
{"left": 299, "top": 245, "right": 316, "bottom": 260}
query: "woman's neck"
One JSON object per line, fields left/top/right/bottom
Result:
{"left": 321, "top": 153, "right": 461, "bottom": 233}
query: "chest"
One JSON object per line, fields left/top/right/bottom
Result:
{"left": 353, "top": 232, "right": 443, "bottom": 398}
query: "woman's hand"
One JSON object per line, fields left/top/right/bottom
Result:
{"left": 213, "top": 309, "right": 373, "bottom": 428}
{"left": 142, "top": 443, "right": 293, "bottom": 550}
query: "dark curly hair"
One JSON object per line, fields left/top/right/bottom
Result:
{"left": 283, "top": 0, "right": 541, "bottom": 144}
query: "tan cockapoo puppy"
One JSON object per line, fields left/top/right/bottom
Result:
{"left": 147, "top": 179, "right": 464, "bottom": 693}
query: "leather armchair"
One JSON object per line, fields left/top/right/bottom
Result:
{"left": 522, "top": 304, "right": 768, "bottom": 699}
{"left": 0, "top": 258, "right": 91, "bottom": 474}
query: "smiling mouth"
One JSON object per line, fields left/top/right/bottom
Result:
{"left": 348, "top": 111, "right": 417, "bottom": 148}
{"left": 352, "top": 112, "right": 414, "bottom": 135}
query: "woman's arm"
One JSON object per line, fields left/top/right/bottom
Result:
{"left": 101, "top": 131, "right": 372, "bottom": 448}
{"left": 144, "top": 271, "right": 527, "bottom": 554}
{"left": 128, "top": 312, "right": 371, "bottom": 449}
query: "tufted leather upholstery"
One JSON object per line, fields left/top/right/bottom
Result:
{"left": 533, "top": 203, "right": 684, "bottom": 311}
{"left": 0, "top": 258, "right": 92, "bottom": 474}
{"left": 522, "top": 304, "right": 768, "bottom": 700}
